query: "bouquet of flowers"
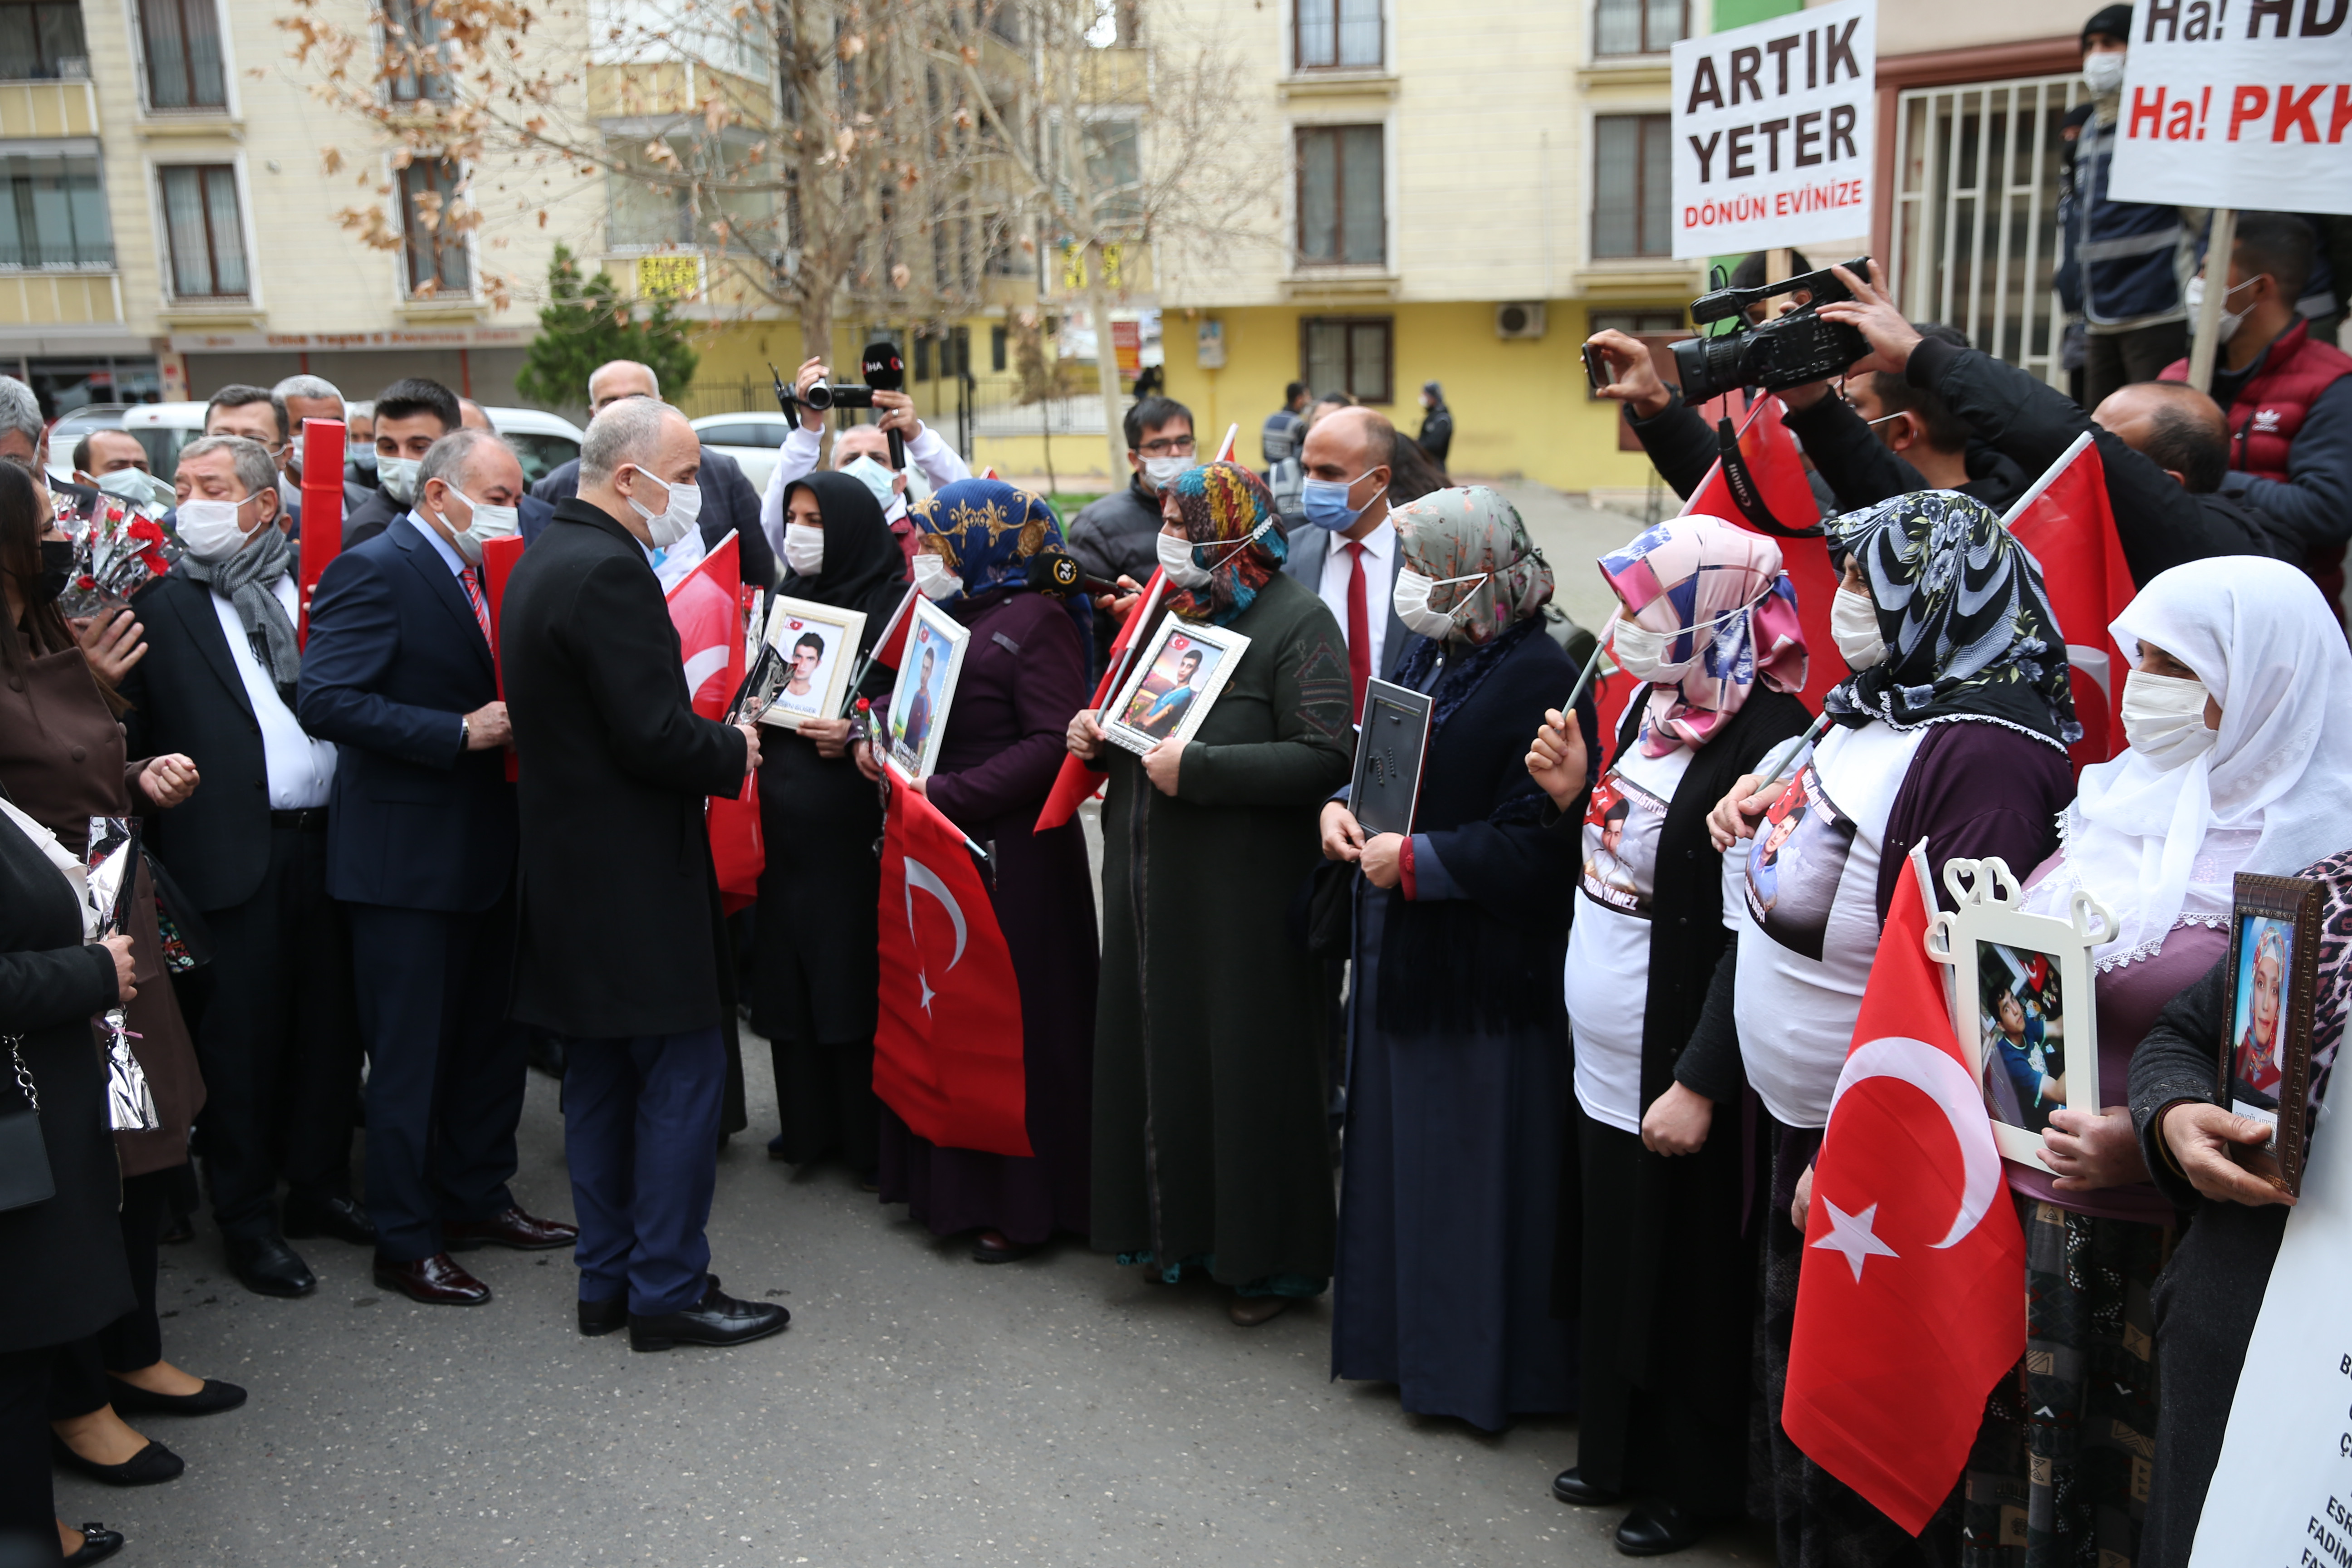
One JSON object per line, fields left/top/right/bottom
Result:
{"left": 55, "top": 493, "right": 176, "bottom": 620}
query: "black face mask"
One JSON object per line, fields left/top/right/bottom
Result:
{"left": 35, "top": 538, "right": 73, "bottom": 603}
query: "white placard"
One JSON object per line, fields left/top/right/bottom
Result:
{"left": 2187, "top": 1099, "right": 2350, "bottom": 1565}
{"left": 2107, "top": 8, "right": 2352, "bottom": 215}
{"left": 1669, "top": 0, "right": 1876, "bottom": 260}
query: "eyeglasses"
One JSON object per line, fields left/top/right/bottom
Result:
{"left": 1137, "top": 435, "right": 1196, "bottom": 456}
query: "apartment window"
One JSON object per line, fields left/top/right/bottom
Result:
{"left": 1296, "top": 125, "right": 1382, "bottom": 267}
{"left": 1592, "top": 113, "right": 1672, "bottom": 259}
{"left": 1301, "top": 316, "right": 1392, "bottom": 404}
{"left": 383, "top": 0, "right": 450, "bottom": 103}
{"left": 399, "top": 158, "right": 469, "bottom": 294}
{"left": 990, "top": 324, "right": 1007, "bottom": 372}
{"left": 0, "top": 3, "right": 87, "bottom": 80}
{"left": 1083, "top": 119, "right": 1141, "bottom": 225}
{"left": 604, "top": 136, "right": 774, "bottom": 251}
{"left": 0, "top": 154, "right": 111, "bottom": 268}
{"left": 138, "top": 0, "right": 227, "bottom": 111}
{"left": 1295, "top": 0, "right": 1380, "bottom": 70}
{"left": 157, "top": 164, "right": 246, "bottom": 298}
{"left": 1593, "top": 0, "right": 1685, "bottom": 57}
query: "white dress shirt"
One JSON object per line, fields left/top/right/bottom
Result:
{"left": 1313, "top": 518, "right": 1396, "bottom": 681}
{"left": 759, "top": 421, "right": 975, "bottom": 563}
{"left": 210, "top": 573, "right": 337, "bottom": 809}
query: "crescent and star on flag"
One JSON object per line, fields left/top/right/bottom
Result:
{"left": 903, "top": 858, "right": 967, "bottom": 1014}
{"left": 1810, "top": 1033, "right": 2004, "bottom": 1283}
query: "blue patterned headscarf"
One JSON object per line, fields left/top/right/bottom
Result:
{"left": 910, "top": 478, "right": 1092, "bottom": 656}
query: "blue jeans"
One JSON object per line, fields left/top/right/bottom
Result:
{"left": 562, "top": 1027, "right": 724, "bottom": 1316}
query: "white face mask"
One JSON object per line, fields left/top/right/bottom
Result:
{"left": 1142, "top": 453, "right": 1197, "bottom": 492}
{"left": 441, "top": 486, "right": 519, "bottom": 566}
{"left": 1392, "top": 568, "right": 1493, "bottom": 640}
{"left": 622, "top": 466, "right": 701, "bottom": 549}
{"left": 1156, "top": 519, "right": 1274, "bottom": 591}
{"left": 2184, "top": 273, "right": 2261, "bottom": 346}
{"left": 912, "top": 552, "right": 963, "bottom": 602}
{"left": 378, "top": 455, "right": 422, "bottom": 505}
{"left": 1606, "top": 591, "right": 1766, "bottom": 683}
{"left": 840, "top": 454, "right": 901, "bottom": 515}
{"left": 2120, "top": 668, "right": 2219, "bottom": 769}
{"left": 97, "top": 467, "right": 173, "bottom": 513}
{"left": 1832, "top": 585, "right": 1886, "bottom": 669}
{"left": 2081, "top": 49, "right": 2126, "bottom": 96}
{"left": 784, "top": 521, "right": 825, "bottom": 577}
{"left": 175, "top": 494, "right": 258, "bottom": 562}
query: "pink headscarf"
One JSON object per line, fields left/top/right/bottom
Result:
{"left": 1597, "top": 514, "right": 1809, "bottom": 756}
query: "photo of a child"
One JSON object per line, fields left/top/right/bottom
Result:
{"left": 1978, "top": 942, "right": 2068, "bottom": 1136}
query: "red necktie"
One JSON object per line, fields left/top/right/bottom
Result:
{"left": 459, "top": 565, "right": 494, "bottom": 646}
{"left": 1344, "top": 539, "right": 1370, "bottom": 723}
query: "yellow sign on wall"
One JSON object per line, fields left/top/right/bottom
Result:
{"left": 1058, "top": 242, "right": 1124, "bottom": 293}
{"left": 636, "top": 255, "right": 702, "bottom": 299}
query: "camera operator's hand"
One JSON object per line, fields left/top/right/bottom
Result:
{"left": 1584, "top": 330, "right": 1672, "bottom": 419}
{"left": 793, "top": 357, "right": 830, "bottom": 431}
{"left": 873, "top": 391, "right": 924, "bottom": 441}
{"left": 1816, "top": 261, "right": 1923, "bottom": 378}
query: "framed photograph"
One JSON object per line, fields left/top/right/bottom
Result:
{"left": 1102, "top": 618, "right": 1250, "bottom": 757}
{"left": 1927, "top": 857, "right": 2112, "bottom": 1176}
{"left": 2219, "top": 874, "right": 2323, "bottom": 1197}
{"left": 756, "top": 595, "right": 867, "bottom": 732}
{"left": 1350, "top": 677, "right": 1432, "bottom": 837}
{"left": 883, "top": 596, "right": 970, "bottom": 779}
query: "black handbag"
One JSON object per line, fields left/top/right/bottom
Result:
{"left": 0, "top": 1035, "right": 54, "bottom": 1214}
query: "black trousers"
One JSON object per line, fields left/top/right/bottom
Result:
{"left": 0, "top": 1347, "right": 57, "bottom": 1563}
{"left": 48, "top": 1171, "right": 171, "bottom": 1422}
{"left": 191, "top": 822, "right": 360, "bottom": 1240}
{"left": 2083, "top": 319, "right": 2190, "bottom": 411}
{"left": 348, "top": 892, "right": 525, "bottom": 1264}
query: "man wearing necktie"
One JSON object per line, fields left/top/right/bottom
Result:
{"left": 1282, "top": 406, "right": 1411, "bottom": 720}
{"left": 298, "top": 427, "right": 578, "bottom": 1307}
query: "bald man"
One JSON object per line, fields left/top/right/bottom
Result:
{"left": 1285, "top": 405, "right": 1410, "bottom": 719}
{"left": 460, "top": 399, "right": 559, "bottom": 545}
{"left": 756, "top": 354, "right": 972, "bottom": 567}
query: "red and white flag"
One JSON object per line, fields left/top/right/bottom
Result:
{"left": 2002, "top": 431, "right": 2133, "bottom": 769}
{"left": 1782, "top": 844, "right": 2024, "bottom": 1534}
{"left": 866, "top": 584, "right": 922, "bottom": 672}
{"left": 874, "top": 769, "right": 1030, "bottom": 1156}
{"left": 665, "top": 531, "right": 762, "bottom": 909}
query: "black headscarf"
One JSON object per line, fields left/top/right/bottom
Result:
{"left": 781, "top": 469, "right": 909, "bottom": 659}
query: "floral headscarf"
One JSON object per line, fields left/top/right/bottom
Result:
{"left": 1387, "top": 486, "right": 1555, "bottom": 647}
{"left": 1166, "top": 461, "right": 1287, "bottom": 627}
{"left": 1824, "top": 489, "right": 2077, "bottom": 750}
{"left": 1598, "top": 514, "right": 1808, "bottom": 757}
{"left": 910, "top": 478, "right": 1092, "bottom": 654}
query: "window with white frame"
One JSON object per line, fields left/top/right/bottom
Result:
{"left": 1295, "top": 0, "right": 1380, "bottom": 70}
{"left": 1592, "top": 113, "right": 1672, "bottom": 259}
{"left": 137, "top": 0, "right": 226, "bottom": 111}
{"left": 1295, "top": 124, "right": 1382, "bottom": 267}
{"left": 0, "top": 153, "right": 111, "bottom": 267}
{"left": 156, "top": 163, "right": 245, "bottom": 298}
{"left": 1593, "top": 0, "right": 1686, "bottom": 57}
{"left": 383, "top": 0, "right": 451, "bottom": 103}
{"left": 399, "top": 157, "right": 469, "bottom": 294}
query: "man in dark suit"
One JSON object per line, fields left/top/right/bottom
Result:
{"left": 458, "top": 397, "right": 556, "bottom": 544}
{"left": 297, "top": 427, "right": 577, "bottom": 1308}
{"left": 121, "top": 435, "right": 366, "bottom": 1298}
{"left": 274, "top": 373, "right": 378, "bottom": 524}
{"left": 344, "top": 378, "right": 462, "bottom": 549}
{"left": 525, "top": 359, "right": 775, "bottom": 587}
{"left": 1284, "top": 405, "right": 1411, "bottom": 720}
{"left": 502, "top": 397, "right": 788, "bottom": 1352}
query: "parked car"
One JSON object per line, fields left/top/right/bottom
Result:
{"left": 691, "top": 410, "right": 795, "bottom": 495}
{"left": 481, "top": 405, "right": 584, "bottom": 487}
{"left": 118, "top": 402, "right": 210, "bottom": 483}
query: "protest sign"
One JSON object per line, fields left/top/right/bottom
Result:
{"left": 1670, "top": 0, "right": 1876, "bottom": 260}
{"left": 2107, "top": 3, "right": 2352, "bottom": 214}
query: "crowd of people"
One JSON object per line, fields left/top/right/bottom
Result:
{"left": 1, "top": 72, "right": 2348, "bottom": 1556}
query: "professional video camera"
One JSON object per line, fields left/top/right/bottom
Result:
{"left": 770, "top": 341, "right": 911, "bottom": 467}
{"left": 1670, "top": 257, "right": 1871, "bottom": 407}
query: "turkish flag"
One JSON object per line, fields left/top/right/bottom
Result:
{"left": 1782, "top": 844, "right": 2025, "bottom": 1535}
{"left": 864, "top": 584, "right": 922, "bottom": 671}
{"left": 666, "top": 532, "right": 763, "bottom": 910}
{"left": 481, "top": 534, "right": 526, "bottom": 784}
{"left": 874, "top": 769, "right": 1031, "bottom": 1157}
{"left": 1035, "top": 567, "right": 1168, "bottom": 833}
{"left": 2002, "top": 432, "right": 2133, "bottom": 769}
{"left": 295, "top": 417, "right": 346, "bottom": 644}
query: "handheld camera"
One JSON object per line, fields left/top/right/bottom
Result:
{"left": 768, "top": 340, "right": 912, "bottom": 468}
{"left": 1670, "top": 256, "right": 1872, "bottom": 406}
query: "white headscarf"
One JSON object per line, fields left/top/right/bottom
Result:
{"left": 2025, "top": 556, "right": 2352, "bottom": 969}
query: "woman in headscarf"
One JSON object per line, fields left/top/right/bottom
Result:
{"left": 1527, "top": 515, "right": 1811, "bottom": 1554}
{"left": 1958, "top": 558, "right": 2352, "bottom": 1568}
{"left": 1067, "top": 461, "right": 1352, "bottom": 1328}
{"left": 1700, "top": 490, "right": 2078, "bottom": 1563}
{"left": 860, "top": 480, "right": 1098, "bottom": 1262}
{"left": 1318, "top": 488, "right": 1578, "bottom": 1429}
{"left": 753, "top": 469, "right": 909, "bottom": 1183}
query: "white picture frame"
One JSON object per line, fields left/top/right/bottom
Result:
{"left": 1925, "top": 857, "right": 2114, "bottom": 1175}
{"left": 1101, "top": 617, "right": 1250, "bottom": 757}
{"left": 882, "top": 596, "right": 970, "bottom": 779}
{"left": 755, "top": 595, "right": 867, "bottom": 731}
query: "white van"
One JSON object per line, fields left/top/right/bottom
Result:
{"left": 118, "top": 401, "right": 584, "bottom": 489}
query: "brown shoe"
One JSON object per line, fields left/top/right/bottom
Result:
{"left": 1228, "top": 1294, "right": 1289, "bottom": 1328}
{"left": 443, "top": 1206, "right": 578, "bottom": 1252}
{"left": 969, "top": 1229, "right": 1036, "bottom": 1264}
{"left": 373, "top": 1253, "right": 491, "bottom": 1306}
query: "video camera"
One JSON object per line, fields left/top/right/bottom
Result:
{"left": 1670, "top": 257, "right": 1871, "bottom": 406}
{"left": 769, "top": 341, "right": 911, "bottom": 467}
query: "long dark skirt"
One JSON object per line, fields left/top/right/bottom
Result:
{"left": 878, "top": 817, "right": 1098, "bottom": 1244}
{"left": 1330, "top": 892, "right": 1574, "bottom": 1432}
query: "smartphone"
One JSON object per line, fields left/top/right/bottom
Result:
{"left": 1582, "top": 343, "right": 1611, "bottom": 394}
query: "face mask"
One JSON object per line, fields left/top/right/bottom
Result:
{"left": 784, "top": 522, "right": 825, "bottom": 577}
{"left": 622, "top": 467, "right": 701, "bottom": 549}
{"left": 2184, "top": 274, "right": 2261, "bottom": 345}
{"left": 1392, "top": 568, "right": 1493, "bottom": 640}
{"left": 442, "top": 487, "right": 519, "bottom": 566}
{"left": 1299, "top": 472, "right": 1386, "bottom": 533}
{"left": 378, "top": 456, "right": 421, "bottom": 505}
{"left": 841, "top": 454, "right": 900, "bottom": 514}
{"left": 912, "top": 552, "right": 964, "bottom": 602}
{"left": 349, "top": 449, "right": 377, "bottom": 482}
{"left": 34, "top": 538, "right": 73, "bottom": 603}
{"left": 175, "top": 495, "right": 256, "bottom": 562}
{"left": 97, "top": 467, "right": 173, "bottom": 512}
{"left": 2081, "top": 49, "right": 2126, "bottom": 96}
{"left": 1832, "top": 585, "right": 1886, "bottom": 669}
{"left": 1157, "top": 518, "right": 1274, "bottom": 591}
{"left": 2121, "top": 668, "right": 2219, "bottom": 769}
{"left": 1141, "top": 454, "right": 1197, "bottom": 492}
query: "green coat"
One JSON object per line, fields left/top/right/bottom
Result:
{"left": 1091, "top": 571, "right": 1354, "bottom": 1287}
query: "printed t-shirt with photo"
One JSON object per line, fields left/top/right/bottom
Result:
{"left": 1734, "top": 720, "right": 1928, "bottom": 1130}
{"left": 1564, "top": 743, "right": 1744, "bottom": 1135}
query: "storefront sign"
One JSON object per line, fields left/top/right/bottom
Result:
{"left": 167, "top": 325, "right": 533, "bottom": 353}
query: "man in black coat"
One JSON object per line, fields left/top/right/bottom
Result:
{"left": 121, "top": 436, "right": 366, "bottom": 1299}
{"left": 297, "top": 427, "right": 577, "bottom": 1309}
{"left": 345, "top": 377, "right": 463, "bottom": 549}
{"left": 501, "top": 397, "right": 788, "bottom": 1352}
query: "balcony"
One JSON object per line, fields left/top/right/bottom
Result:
{"left": 0, "top": 78, "right": 97, "bottom": 137}
{"left": 0, "top": 269, "right": 119, "bottom": 326}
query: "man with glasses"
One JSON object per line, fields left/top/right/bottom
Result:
{"left": 1068, "top": 395, "right": 1197, "bottom": 673}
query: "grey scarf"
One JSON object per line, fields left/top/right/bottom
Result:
{"left": 179, "top": 525, "right": 299, "bottom": 704}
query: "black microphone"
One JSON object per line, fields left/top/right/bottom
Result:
{"left": 860, "top": 341, "right": 908, "bottom": 471}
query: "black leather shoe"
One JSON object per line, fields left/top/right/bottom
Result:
{"left": 104, "top": 1376, "right": 247, "bottom": 1417}
{"left": 443, "top": 1206, "right": 578, "bottom": 1251}
{"left": 1552, "top": 1466, "right": 1622, "bottom": 1507}
{"left": 970, "top": 1229, "right": 1036, "bottom": 1264}
{"left": 527, "top": 1031, "right": 567, "bottom": 1078}
{"left": 373, "top": 1253, "right": 491, "bottom": 1306}
{"left": 51, "top": 1434, "right": 185, "bottom": 1486}
{"left": 283, "top": 1194, "right": 377, "bottom": 1246}
{"left": 1614, "top": 1504, "right": 1710, "bottom": 1556}
{"left": 224, "top": 1234, "right": 315, "bottom": 1298}
{"left": 578, "top": 1295, "right": 626, "bottom": 1336}
{"left": 64, "top": 1523, "right": 125, "bottom": 1563}
{"left": 627, "top": 1279, "right": 789, "bottom": 1351}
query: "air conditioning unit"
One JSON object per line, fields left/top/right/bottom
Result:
{"left": 1495, "top": 302, "right": 1547, "bottom": 340}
